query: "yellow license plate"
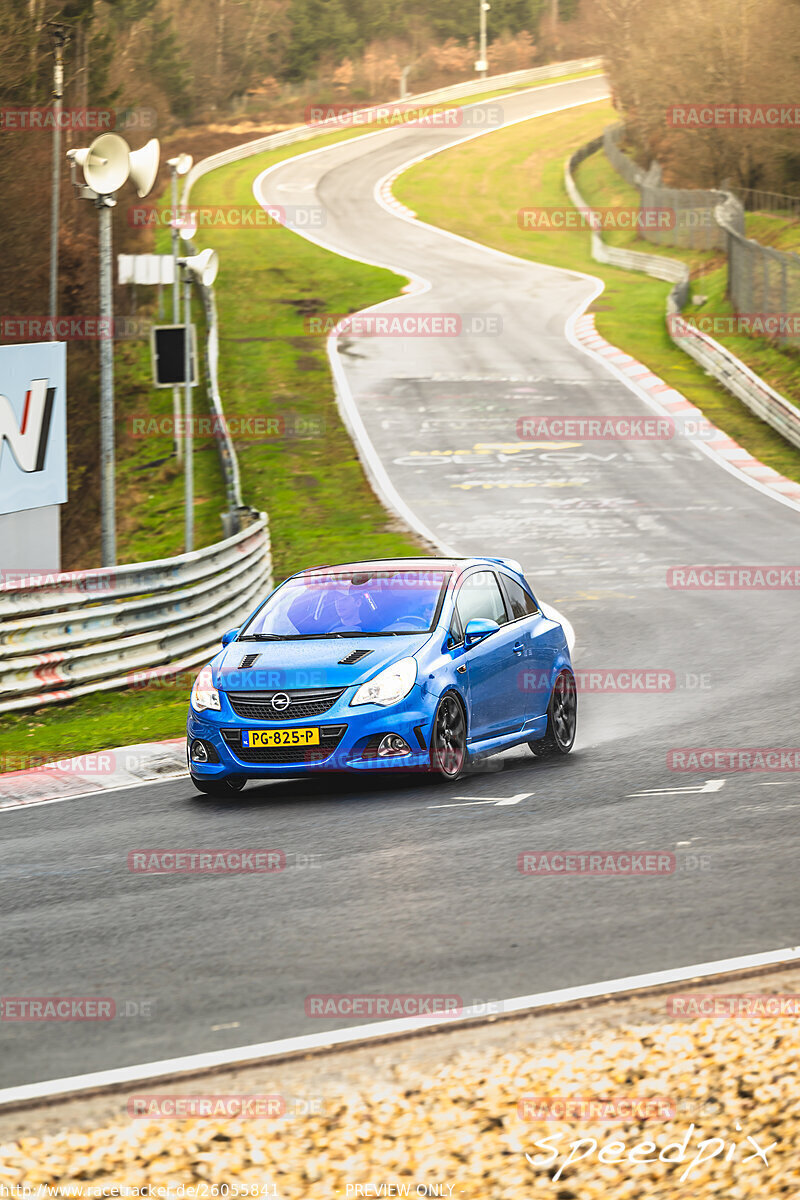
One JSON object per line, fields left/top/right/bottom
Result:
{"left": 243, "top": 727, "right": 320, "bottom": 748}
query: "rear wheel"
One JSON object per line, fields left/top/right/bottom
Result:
{"left": 190, "top": 774, "right": 247, "bottom": 796}
{"left": 430, "top": 693, "right": 468, "bottom": 780}
{"left": 529, "top": 670, "right": 577, "bottom": 758}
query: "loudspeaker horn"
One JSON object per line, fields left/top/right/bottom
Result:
{"left": 128, "top": 138, "right": 161, "bottom": 198}
{"left": 70, "top": 132, "right": 130, "bottom": 194}
{"left": 167, "top": 152, "right": 193, "bottom": 176}
{"left": 180, "top": 248, "right": 219, "bottom": 287}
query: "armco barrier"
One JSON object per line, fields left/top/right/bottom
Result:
{"left": 181, "top": 58, "right": 603, "bottom": 204}
{"left": 0, "top": 517, "right": 271, "bottom": 713}
{"left": 565, "top": 141, "right": 800, "bottom": 451}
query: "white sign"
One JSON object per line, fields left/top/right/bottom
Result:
{"left": 118, "top": 253, "right": 176, "bottom": 286}
{"left": 0, "top": 342, "right": 67, "bottom": 516}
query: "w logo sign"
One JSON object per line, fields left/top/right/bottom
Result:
{"left": 0, "top": 379, "right": 56, "bottom": 473}
{"left": 0, "top": 342, "right": 66, "bottom": 518}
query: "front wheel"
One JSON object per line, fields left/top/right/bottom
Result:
{"left": 190, "top": 773, "right": 247, "bottom": 796}
{"left": 529, "top": 669, "right": 577, "bottom": 758}
{"left": 430, "top": 693, "right": 468, "bottom": 780}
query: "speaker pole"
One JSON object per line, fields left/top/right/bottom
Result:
{"left": 98, "top": 197, "right": 117, "bottom": 567}
{"left": 183, "top": 265, "right": 194, "bottom": 553}
{"left": 170, "top": 165, "right": 183, "bottom": 464}
{"left": 48, "top": 25, "right": 70, "bottom": 334}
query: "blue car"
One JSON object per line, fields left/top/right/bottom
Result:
{"left": 186, "top": 557, "right": 576, "bottom": 795}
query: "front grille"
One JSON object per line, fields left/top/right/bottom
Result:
{"left": 226, "top": 688, "right": 345, "bottom": 720}
{"left": 222, "top": 725, "right": 346, "bottom": 765}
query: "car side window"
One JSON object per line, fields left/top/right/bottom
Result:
{"left": 499, "top": 573, "right": 540, "bottom": 620}
{"left": 455, "top": 571, "right": 509, "bottom": 629}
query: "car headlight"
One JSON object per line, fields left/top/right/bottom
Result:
{"left": 190, "top": 664, "right": 221, "bottom": 712}
{"left": 350, "top": 657, "right": 417, "bottom": 707}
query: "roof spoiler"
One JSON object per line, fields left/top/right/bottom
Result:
{"left": 486, "top": 556, "right": 524, "bottom": 575}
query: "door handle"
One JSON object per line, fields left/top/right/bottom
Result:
{"left": 456, "top": 664, "right": 467, "bottom": 674}
{"left": 513, "top": 641, "right": 525, "bottom": 656}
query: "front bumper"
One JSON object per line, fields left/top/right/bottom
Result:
{"left": 186, "top": 684, "right": 437, "bottom": 778}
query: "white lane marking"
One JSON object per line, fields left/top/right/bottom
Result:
{"left": 0, "top": 771, "right": 190, "bottom": 814}
{"left": 211, "top": 1022, "right": 241, "bottom": 1032}
{"left": 2, "top": 944, "right": 798, "bottom": 1108}
{"left": 627, "top": 779, "right": 726, "bottom": 797}
{"left": 428, "top": 791, "right": 532, "bottom": 809}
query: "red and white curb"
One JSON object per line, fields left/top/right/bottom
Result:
{"left": 0, "top": 739, "right": 187, "bottom": 811}
{"left": 378, "top": 171, "right": 416, "bottom": 220}
{"left": 572, "top": 312, "right": 800, "bottom": 505}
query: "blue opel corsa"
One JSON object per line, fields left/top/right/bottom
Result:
{"left": 186, "top": 557, "right": 576, "bottom": 795}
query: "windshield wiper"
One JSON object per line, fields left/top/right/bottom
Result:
{"left": 237, "top": 634, "right": 289, "bottom": 641}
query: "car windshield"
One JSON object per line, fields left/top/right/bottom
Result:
{"left": 240, "top": 569, "right": 451, "bottom": 638}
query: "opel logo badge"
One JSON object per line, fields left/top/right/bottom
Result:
{"left": 271, "top": 692, "right": 291, "bottom": 712}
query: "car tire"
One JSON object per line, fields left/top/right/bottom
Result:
{"left": 430, "top": 693, "right": 469, "bottom": 780}
{"left": 529, "top": 669, "right": 577, "bottom": 758}
{"left": 190, "top": 773, "right": 247, "bottom": 796}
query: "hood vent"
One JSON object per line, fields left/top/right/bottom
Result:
{"left": 338, "top": 648, "right": 372, "bottom": 665}
{"left": 238, "top": 653, "right": 260, "bottom": 669}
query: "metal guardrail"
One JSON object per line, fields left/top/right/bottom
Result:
{"left": 603, "top": 124, "right": 799, "bottom": 332}
{"left": 0, "top": 519, "right": 271, "bottom": 713}
{"left": 565, "top": 140, "right": 800, "bottom": 451}
{"left": 181, "top": 58, "right": 603, "bottom": 204}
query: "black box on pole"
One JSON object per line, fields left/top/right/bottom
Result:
{"left": 150, "top": 323, "right": 198, "bottom": 387}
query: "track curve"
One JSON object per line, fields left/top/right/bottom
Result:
{"left": 2, "top": 77, "right": 798, "bottom": 1089}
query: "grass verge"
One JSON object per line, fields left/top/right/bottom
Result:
{"left": 573, "top": 150, "right": 800, "bottom": 406}
{"left": 395, "top": 100, "right": 800, "bottom": 481}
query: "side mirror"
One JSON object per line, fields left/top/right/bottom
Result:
{"left": 465, "top": 617, "right": 500, "bottom": 647}
{"left": 221, "top": 627, "right": 240, "bottom": 647}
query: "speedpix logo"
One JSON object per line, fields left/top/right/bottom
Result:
{"left": 0, "top": 378, "right": 55, "bottom": 474}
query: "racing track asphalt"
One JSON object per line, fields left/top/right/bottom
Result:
{"left": 2, "top": 76, "right": 798, "bottom": 1088}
